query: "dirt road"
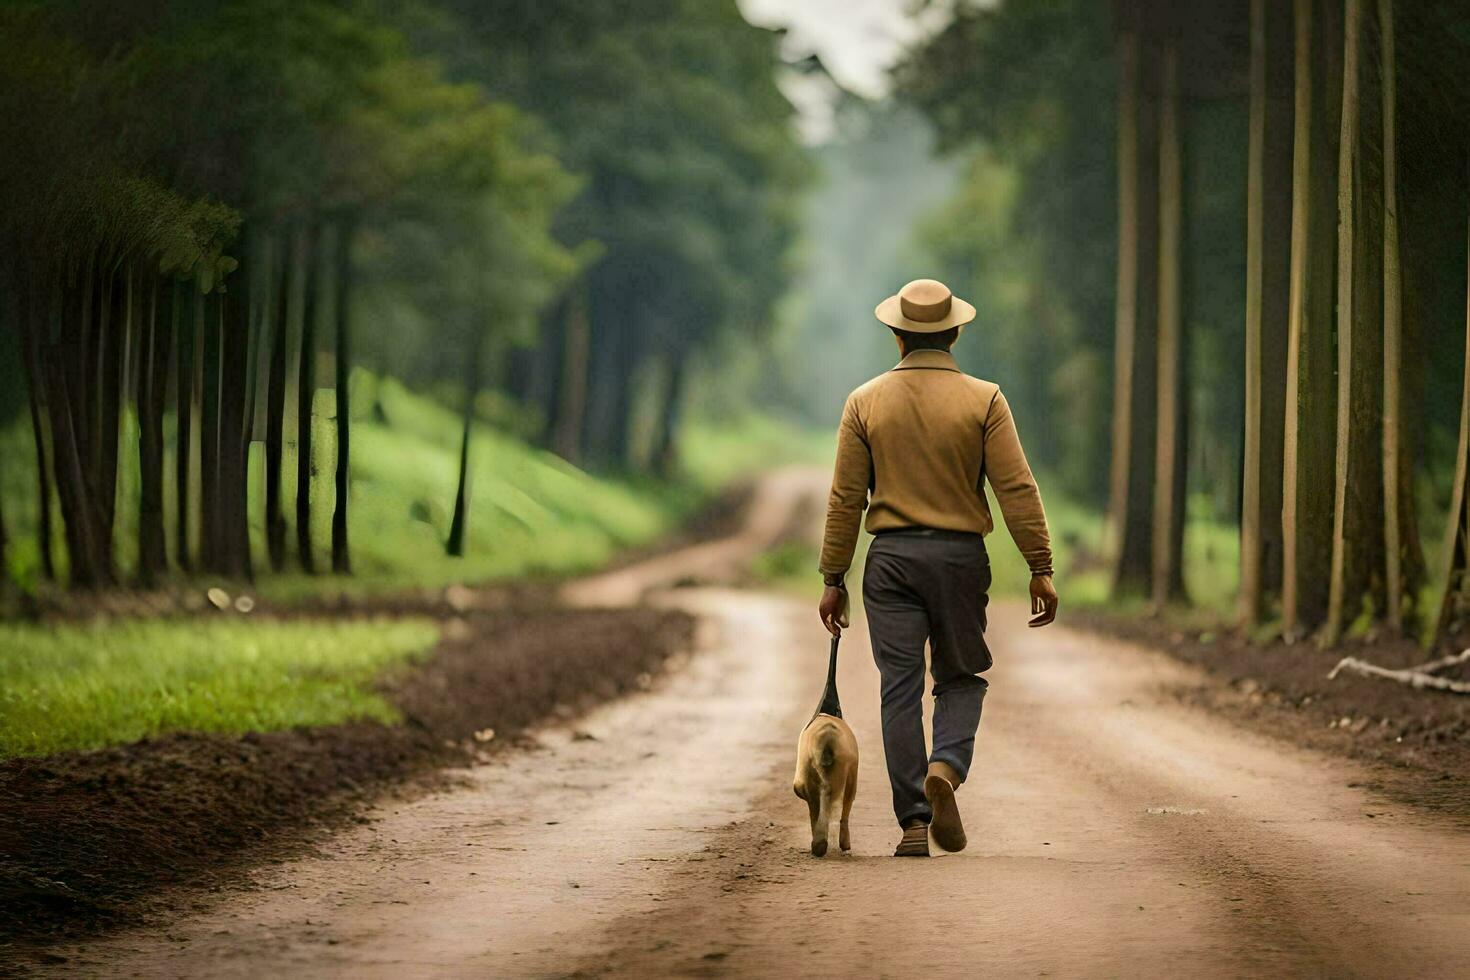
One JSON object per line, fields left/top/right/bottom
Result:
{"left": 38, "top": 470, "right": 1470, "bottom": 978}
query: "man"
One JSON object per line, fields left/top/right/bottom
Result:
{"left": 818, "top": 278, "right": 1058, "bottom": 858}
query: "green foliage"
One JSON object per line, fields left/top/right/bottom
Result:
{"left": 0, "top": 616, "right": 438, "bottom": 759}
{"left": 676, "top": 414, "right": 834, "bottom": 492}
{"left": 895, "top": 0, "right": 1117, "bottom": 507}
{"left": 263, "top": 375, "right": 681, "bottom": 599}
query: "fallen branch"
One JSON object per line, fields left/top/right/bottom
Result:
{"left": 1327, "top": 654, "right": 1470, "bottom": 694}
{"left": 1409, "top": 648, "right": 1470, "bottom": 676}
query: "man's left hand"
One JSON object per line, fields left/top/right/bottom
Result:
{"left": 819, "top": 585, "right": 849, "bottom": 636}
{"left": 1028, "top": 574, "right": 1058, "bottom": 627}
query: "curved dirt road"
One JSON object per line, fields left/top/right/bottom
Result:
{"left": 39, "top": 470, "right": 1470, "bottom": 978}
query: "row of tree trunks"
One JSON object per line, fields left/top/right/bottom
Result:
{"left": 1238, "top": 0, "right": 1294, "bottom": 626}
{"left": 1108, "top": 0, "right": 1161, "bottom": 599}
{"left": 7, "top": 214, "right": 360, "bottom": 591}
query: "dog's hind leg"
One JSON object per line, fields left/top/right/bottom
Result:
{"left": 809, "top": 771, "right": 832, "bottom": 857}
{"left": 839, "top": 764, "right": 857, "bottom": 852}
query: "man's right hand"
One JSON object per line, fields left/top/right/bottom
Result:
{"left": 819, "top": 585, "right": 849, "bottom": 637}
{"left": 1028, "top": 575, "right": 1058, "bottom": 627}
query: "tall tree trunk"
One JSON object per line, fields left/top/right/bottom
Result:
{"left": 331, "top": 220, "right": 355, "bottom": 575}
{"left": 92, "top": 265, "right": 125, "bottom": 584}
{"left": 552, "top": 285, "right": 590, "bottom": 464}
{"left": 199, "top": 289, "right": 223, "bottom": 573}
{"left": 20, "top": 286, "right": 56, "bottom": 581}
{"left": 137, "top": 274, "right": 171, "bottom": 586}
{"left": 1378, "top": 0, "right": 1421, "bottom": 631}
{"left": 265, "top": 231, "right": 291, "bottom": 571}
{"left": 1239, "top": 0, "right": 1295, "bottom": 626}
{"left": 1152, "top": 32, "right": 1188, "bottom": 607}
{"left": 296, "top": 224, "right": 320, "bottom": 574}
{"left": 446, "top": 332, "right": 484, "bottom": 559}
{"left": 217, "top": 261, "right": 254, "bottom": 580}
{"left": 1282, "top": 0, "right": 1343, "bottom": 639}
{"left": 1326, "top": 0, "right": 1386, "bottom": 645}
{"left": 1109, "top": 0, "right": 1161, "bottom": 598}
{"left": 44, "top": 345, "right": 102, "bottom": 587}
{"left": 176, "top": 289, "right": 201, "bottom": 572}
{"left": 653, "top": 349, "right": 689, "bottom": 478}
{"left": 1436, "top": 214, "right": 1470, "bottom": 640}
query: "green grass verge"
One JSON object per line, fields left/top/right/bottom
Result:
{"left": 0, "top": 375, "right": 833, "bottom": 758}
{"left": 0, "top": 616, "right": 439, "bottom": 760}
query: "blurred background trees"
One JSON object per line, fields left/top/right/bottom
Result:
{"left": 0, "top": 0, "right": 804, "bottom": 591}
{"left": 890, "top": 0, "right": 1470, "bottom": 646}
{"left": 9, "top": 0, "right": 1470, "bottom": 653}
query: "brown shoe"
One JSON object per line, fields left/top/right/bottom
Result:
{"left": 925, "top": 774, "right": 967, "bottom": 852}
{"left": 893, "top": 821, "right": 929, "bottom": 857}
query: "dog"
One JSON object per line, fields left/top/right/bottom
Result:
{"left": 793, "top": 712, "right": 858, "bottom": 856}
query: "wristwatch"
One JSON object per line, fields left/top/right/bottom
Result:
{"left": 823, "top": 572, "right": 846, "bottom": 588}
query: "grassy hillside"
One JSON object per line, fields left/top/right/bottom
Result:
{"left": 0, "top": 373, "right": 826, "bottom": 600}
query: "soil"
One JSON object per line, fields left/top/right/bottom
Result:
{"left": 29, "top": 592, "right": 1470, "bottom": 978}
{"left": 9, "top": 467, "right": 1470, "bottom": 976}
{"left": 0, "top": 469, "right": 806, "bottom": 960}
{"left": 0, "top": 605, "right": 693, "bottom": 951}
{"left": 1074, "top": 611, "right": 1470, "bottom": 821}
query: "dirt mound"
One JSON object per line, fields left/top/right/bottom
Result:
{"left": 0, "top": 606, "right": 694, "bottom": 949}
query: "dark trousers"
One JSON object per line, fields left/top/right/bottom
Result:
{"left": 863, "top": 530, "right": 991, "bottom": 827}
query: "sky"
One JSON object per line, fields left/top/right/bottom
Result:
{"left": 737, "top": 0, "right": 954, "bottom": 142}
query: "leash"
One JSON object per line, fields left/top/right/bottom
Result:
{"left": 811, "top": 632, "right": 843, "bottom": 720}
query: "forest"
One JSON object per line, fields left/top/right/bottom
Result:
{"left": 7, "top": 0, "right": 1470, "bottom": 639}
{"left": 0, "top": 0, "right": 805, "bottom": 596}
{"left": 894, "top": 0, "right": 1470, "bottom": 649}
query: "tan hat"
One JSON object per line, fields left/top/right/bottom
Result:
{"left": 874, "top": 278, "right": 977, "bottom": 333}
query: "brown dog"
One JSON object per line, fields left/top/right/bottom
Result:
{"left": 793, "top": 713, "right": 859, "bottom": 856}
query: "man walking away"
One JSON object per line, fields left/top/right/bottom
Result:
{"left": 817, "top": 278, "right": 1058, "bottom": 858}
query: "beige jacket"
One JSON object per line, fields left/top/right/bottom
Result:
{"left": 819, "top": 349, "right": 1052, "bottom": 577}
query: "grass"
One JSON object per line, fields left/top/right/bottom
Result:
{"left": 259, "top": 375, "right": 691, "bottom": 601}
{"left": 0, "top": 374, "right": 831, "bottom": 759}
{"left": 0, "top": 616, "right": 439, "bottom": 759}
{"left": 677, "top": 413, "right": 834, "bottom": 493}
{"left": 0, "top": 373, "right": 827, "bottom": 601}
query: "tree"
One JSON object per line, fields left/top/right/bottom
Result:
{"left": 1282, "top": 0, "right": 1342, "bottom": 640}
{"left": 1109, "top": 0, "right": 1161, "bottom": 597}
{"left": 1152, "top": 25, "right": 1188, "bottom": 607}
{"left": 1325, "top": 0, "right": 1387, "bottom": 646}
{"left": 1238, "top": 0, "right": 1294, "bottom": 626}
{"left": 1435, "top": 217, "right": 1470, "bottom": 639}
